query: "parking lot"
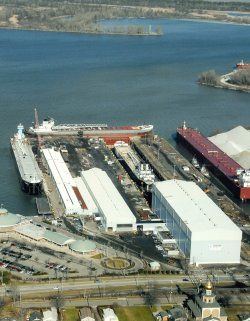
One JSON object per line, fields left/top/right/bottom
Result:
{"left": 0, "top": 239, "right": 102, "bottom": 279}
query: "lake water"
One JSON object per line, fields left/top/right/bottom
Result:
{"left": 0, "top": 19, "right": 249, "bottom": 215}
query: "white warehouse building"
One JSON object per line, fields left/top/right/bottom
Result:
{"left": 81, "top": 168, "right": 136, "bottom": 232}
{"left": 152, "top": 180, "right": 242, "bottom": 265}
{"left": 42, "top": 148, "right": 83, "bottom": 215}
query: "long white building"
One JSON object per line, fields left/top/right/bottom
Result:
{"left": 81, "top": 168, "right": 136, "bottom": 232}
{"left": 74, "top": 177, "right": 99, "bottom": 215}
{"left": 42, "top": 148, "right": 83, "bottom": 215}
{"left": 152, "top": 180, "right": 242, "bottom": 265}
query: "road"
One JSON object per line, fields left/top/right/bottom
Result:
{"left": 1, "top": 273, "right": 249, "bottom": 297}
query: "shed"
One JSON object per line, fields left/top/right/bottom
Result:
{"left": 150, "top": 261, "right": 161, "bottom": 271}
{"left": 103, "top": 308, "right": 119, "bottom": 321}
{"left": 80, "top": 307, "right": 95, "bottom": 321}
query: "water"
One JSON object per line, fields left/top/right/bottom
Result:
{"left": 0, "top": 19, "right": 249, "bottom": 215}
{"left": 227, "top": 11, "right": 250, "bottom": 17}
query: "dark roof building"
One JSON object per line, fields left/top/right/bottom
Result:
{"left": 168, "top": 307, "right": 187, "bottom": 321}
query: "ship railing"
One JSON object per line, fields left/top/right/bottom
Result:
{"left": 56, "top": 123, "right": 108, "bottom": 129}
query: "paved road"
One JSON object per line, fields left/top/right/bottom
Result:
{"left": 1, "top": 273, "right": 249, "bottom": 297}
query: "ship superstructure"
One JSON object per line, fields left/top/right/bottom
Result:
{"left": 176, "top": 122, "right": 250, "bottom": 200}
{"left": 236, "top": 60, "right": 250, "bottom": 70}
{"left": 114, "top": 141, "right": 155, "bottom": 188}
{"left": 27, "top": 117, "right": 153, "bottom": 143}
{"left": 11, "top": 124, "right": 43, "bottom": 194}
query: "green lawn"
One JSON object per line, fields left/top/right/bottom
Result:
{"left": 225, "top": 306, "right": 250, "bottom": 321}
{"left": 114, "top": 306, "right": 155, "bottom": 321}
{"left": 63, "top": 308, "right": 79, "bottom": 321}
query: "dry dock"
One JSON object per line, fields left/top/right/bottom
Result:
{"left": 132, "top": 136, "right": 249, "bottom": 228}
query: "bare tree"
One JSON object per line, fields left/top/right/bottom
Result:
{"left": 49, "top": 292, "right": 65, "bottom": 321}
{"left": 9, "top": 283, "right": 19, "bottom": 305}
{"left": 0, "top": 297, "right": 6, "bottom": 310}
{"left": 143, "top": 282, "right": 158, "bottom": 308}
{"left": 198, "top": 70, "right": 219, "bottom": 86}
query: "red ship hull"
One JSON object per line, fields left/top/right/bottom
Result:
{"left": 176, "top": 126, "right": 250, "bottom": 200}
{"left": 236, "top": 63, "right": 250, "bottom": 69}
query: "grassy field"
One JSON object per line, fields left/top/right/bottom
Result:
{"left": 105, "top": 258, "right": 130, "bottom": 269}
{"left": 225, "top": 306, "right": 250, "bottom": 321}
{"left": 63, "top": 308, "right": 79, "bottom": 321}
{"left": 0, "top": 305, "right": 19, "bottom": 319}
{"left": 91, "top": 253, "right": 105, "bottom": 259}
{"left": 114, "top": 306, "right": 155, "bottom": 321}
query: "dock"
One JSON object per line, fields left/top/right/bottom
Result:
{"left": 132, "top": 136, "right": 248, "bottom": 228}
{"left": 36, "top": 197, "right": 52, "bottom": 215}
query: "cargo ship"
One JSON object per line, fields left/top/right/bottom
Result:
{"left": 236, "top": 60, "right": 250, "bottom": 70}
{"left": 11, "top": 124, "right": 43, "bottom": 195}
{"left": 27, "top": 117, "right": 153, "bottom": 143}
{"left": 114, "top": 141, "right": 155, "bottom": 189}
{"left": 176, "top": 122, "right": 250, "bottom": 200}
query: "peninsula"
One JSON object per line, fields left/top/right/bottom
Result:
{"left": 198, "top": 63, "right": 250, "bottom": 93}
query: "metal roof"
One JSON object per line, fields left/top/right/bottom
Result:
{"left": 42, "top": 148, "right": 82, "bottom": 214}
{"left": 209, "top": 126, "right": 250, "bottom": 170}
{"left": 43, "top": 230, "right": 75, "bottom": 246}
{"left": 69, "top": 239, "right": 96, "bottom": 253}
{"left": 74, "top": 177, "right": 98, "bottom": 213}
{"left": 81, "top": 168, "right": 136, "bottom": 226}
{"left": 153, "top": 180, "right": 241, "bottom": 238}
{"left": 15, "top": 223, "right": 45, "bottom": 240}
{"left": 0, "top": 208, "right": 21, "bottom": 227}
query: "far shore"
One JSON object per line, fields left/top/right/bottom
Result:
{"left": 1, "top": 7, "right": 250, "bottom": 36}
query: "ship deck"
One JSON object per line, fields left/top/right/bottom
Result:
{"left": 177, "top": 127, "right": 243, "bottom": 177}
{"left": 11, "top": 138, "right": 42, "bottom": 184}
{"left": 115, "top": 145, "right": 140, "bottom": 174}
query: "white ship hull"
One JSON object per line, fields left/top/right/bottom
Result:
{"left": 27, "top": 118, "right": 153, "bottom": 137}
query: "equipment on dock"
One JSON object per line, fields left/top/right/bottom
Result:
{"left": 10, "top": 124, "right": 43, "bottom": 195}
{"left": 191, "top": 156, "right": 200, "bottom": 169}
{"left": 177, "top": 122, "right": 250, "bottom": 200}
{"left": 200, "top": 164, "right": 210, "bottom": 177}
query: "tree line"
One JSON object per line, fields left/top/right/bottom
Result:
{"left": 1, "top": 0, "right": 250, "bottom": 34}
{"left": 229, "top": 70, "right": 250, "bottom": 86}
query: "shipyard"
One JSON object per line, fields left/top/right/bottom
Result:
{"left": 0, "top": 110, "right": 249, "bottom": 321}
{"left": 6, "top": 110, "right": 250, "bottom": 271}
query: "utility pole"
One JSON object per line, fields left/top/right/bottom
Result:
{"left": 173, "top": 165, "right": 176, "bottom": 178}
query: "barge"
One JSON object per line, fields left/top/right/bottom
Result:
{"left": 176, "top": 122, "right": 250, "bottom": 200}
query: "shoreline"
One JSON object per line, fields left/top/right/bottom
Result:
{"left": 0, "top": 25, "right": 162, "bottom": 36}
{"left": 1, "top": 11, "right": 250, "bottom": 36}
{"left": 199, "top": 71, "right": 250, "bottom": 94}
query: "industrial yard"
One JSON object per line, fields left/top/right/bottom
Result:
{"left": 3, "top": 116, "right": 250, "bottom": 286}
{"left": 0, "top": 117, "right": 249, "bottom": 321}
